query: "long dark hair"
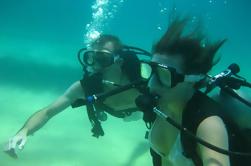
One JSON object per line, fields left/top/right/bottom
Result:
{"left": 153, "top": 16, "right": 226, "bottom": 74}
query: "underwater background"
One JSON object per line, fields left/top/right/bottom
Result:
{"left": 0, "top": 0, "right": 250, "bottom": 166}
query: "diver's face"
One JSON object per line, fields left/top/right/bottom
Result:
{"left": 86, "top": 41, "right": 117, "bottom": 73}
{"left": 147, "top": 54, "right": 186, "bottom": 97}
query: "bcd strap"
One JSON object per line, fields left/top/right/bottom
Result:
{"left": 135, "top": 93, "right": 158, "bottom": 129}
{"left": 86, "top": 104, "right": 104, "bottom": 138}
{"left": 150, "top": 148, "right": 161, "bottom": 166}
{"left": 82, "top": 73, "right": 105, "bottom": 138}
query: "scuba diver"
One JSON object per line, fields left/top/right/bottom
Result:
{"left": 133, "top": 17, "right": 251, "bottom": 166}
{"left": 3, "top": 34, "right": 152, "bottom": 158}
{"left": 68, "top": 30, "right": 251, "bottom": 165}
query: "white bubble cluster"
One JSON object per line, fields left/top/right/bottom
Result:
{"left": 84, "top": 0, "right": 125, "bottom": 45}
{"left": 160, "top": 7, "right": 167, "bottom": 14}
{"left": 157, "top": 4, "right": 169, "bottom": 31}
{"left": 191, "top": 16, "right": 197, "bottom": 23}
{"left": 208, "top": 0, "right": 217, "bottom": 5}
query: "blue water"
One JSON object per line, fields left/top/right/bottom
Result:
{"left": 0, "top": 0, "right": 250, "bottom": 166}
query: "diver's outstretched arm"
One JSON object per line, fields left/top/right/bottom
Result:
{"left": 3, "top": 80, "right": 85, "bottom": 158}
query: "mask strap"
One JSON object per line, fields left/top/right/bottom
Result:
{"left": 184, "top": 74, "right": 205, "bottom": 83}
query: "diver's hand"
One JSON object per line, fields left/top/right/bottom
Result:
{"left": 3, "top": 129, "right": 28, "bottom": 159}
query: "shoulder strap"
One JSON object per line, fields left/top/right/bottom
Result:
{"left": 181, "top": 91, "right": 215, "bottom": 165}
{"left": 150, "top": 148, "right": 161, "bottom": 166}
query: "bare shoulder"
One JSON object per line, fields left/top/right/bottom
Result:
{"left": 63, "top": 81, "right": 85, "bottom": 99}
{"left": 197, "top": 116, "right": 226, "bottom": 132}
{"left": 196, "top": 115, "right": 228, "bottom": 144}
{"left": 196, "top": 116, "right": 230, "bottom": 165}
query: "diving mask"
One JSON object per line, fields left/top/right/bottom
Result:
{"left": 78, "top": 48, "right": 116, "bottom": 68}
{"left": 140, "top": 61, "right": 205, "bottom": 88}
{"left": 83, "top": 50, "right": 115, "bottom": 68}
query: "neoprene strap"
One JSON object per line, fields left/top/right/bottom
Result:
{"left": 81, "top": 72, "right": 105, "bottom": 138}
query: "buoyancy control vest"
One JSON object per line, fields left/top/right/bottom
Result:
{"left": 181, "top": 90, "right": 251, "bottom": 166}
{"left": 71, "top": 46, "right": 151, "bottom": 138}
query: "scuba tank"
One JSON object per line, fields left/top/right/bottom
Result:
{"left": 206, "top": 63, "right": 251, "bottom": 150}
{"left": 213, "top": 89, "right": 251, "bottom": 130}
{"left": 212, "top": 89, "right": 251, "bottom": 149}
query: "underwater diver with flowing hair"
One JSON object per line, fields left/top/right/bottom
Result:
{"left": 3, "top": 34, "right": 151, "bottom": 158}
{"left": 135, "top": 16, "right": 251, "bottom": 166}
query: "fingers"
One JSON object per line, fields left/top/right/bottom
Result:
{"left": 6, "top": 138, "right": 17, "bottom": 150}
{"left": 10, "top": 137, "right": 19, "bottom": 149}
{"left": 3, "top": 139, "right": 13, "bottom": 152}
{"left": 3, "top": 139, "right": 18, "bottom": 159}
{"left": 3, "top": 135, "right": 27, "bottom": 159}
{"left": 4, "top": 148, "right": 18, "bottom": 159}
{"left": 17, "top": 137, "right": 27, "bottom": 150}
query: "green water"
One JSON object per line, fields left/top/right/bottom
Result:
{"left": 0, "top": 0, "right": 250, "bottom": 165}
